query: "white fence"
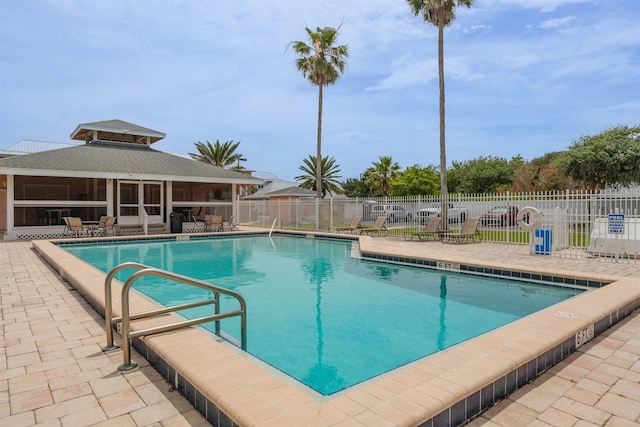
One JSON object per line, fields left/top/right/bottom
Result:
{"left": 237, "top": 189, "right": 640, "bottom": 263}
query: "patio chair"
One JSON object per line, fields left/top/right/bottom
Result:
{"left": 222, "top": 215, "right": 237, "bottom": 231}
{"left": 404, "top": 216, "right": 442, "bottom": 241}
{"left": 205, "top": 215, "right": 223, "bottom": 232}
{"left": 359, "top": 216, "right": 388, "bottom": 237}
{"left": 441, "top": 216, "right": 482, "bottom": 244}
{"left": 334, "top": 215, "right": 362, "bottom": 234}
{"left": 28, "top": 207, "right": 49, "bottom": 225}
{"left": 191, "top": 214, "right": 206, "bottom": 232}
{"left": 97, "top": 216, "right": 116, "bottom": 236}
{"left": 63, "top": 217, "right": 87, "bottom": 237}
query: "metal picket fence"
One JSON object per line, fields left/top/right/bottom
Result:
{"left": 237, "top": 188, "right": 640, "bottom": 263}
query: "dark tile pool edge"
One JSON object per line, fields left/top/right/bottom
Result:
{"left": 360, "top": 251, "right": 610, "bottom": 288}
{"left": 131, "top": 339, "right": 240, "bottom": 427}
{"left": 52, "top": 229, "right": 360, "bottom": 247}
{"left": 417, "top": 298, "right": 640, "bottom": 427}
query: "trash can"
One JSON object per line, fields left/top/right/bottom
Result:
{"left": 534, "top": 228, "right": 552, "bottom": 255}
{"left": 170, "top": 212, "right": 183, "bottom": 233}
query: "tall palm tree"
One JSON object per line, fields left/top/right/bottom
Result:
{"left": 291, "top": 26, "right": 348, "bottom": 199}
{"left": 364, "top": 156, "right": 401, "bottom": 197}
{"left": 407, "top": 0, "right": 473, "bottom": 225}
{"left": 295, "top": 155, "right": 343, "bottom": 197}
{"left": 189, "top": 139, "right": 243, "bottom": 168}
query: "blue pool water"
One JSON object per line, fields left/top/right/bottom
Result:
{"left": 62, "top": 235, "right": 582, "bottom": 395}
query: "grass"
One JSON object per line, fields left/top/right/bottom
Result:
{"left": 248, "top": 221, "right": 592, "bottom": 248}
{"left": 391, "top": 226, "right": 590, "bottom": 247}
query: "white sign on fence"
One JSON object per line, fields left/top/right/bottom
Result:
{"left": 589, "top": 217, "right": 640, "bottom": 257}
{"left": 608, "top": 213, "right": 625, "bottom": 234}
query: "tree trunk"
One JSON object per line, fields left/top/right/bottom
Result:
{"left": 438, "top": 22, "right": 449, "bottom": 228}
{"left": 316, "top": 84, "right": 324, "bottom": 199}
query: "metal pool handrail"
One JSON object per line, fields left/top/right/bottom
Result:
{"left": 269, "top": 217, "right": 279, "bottom": 236}
{"left": 102, "top": 262, "right": 247, "bottom": 371}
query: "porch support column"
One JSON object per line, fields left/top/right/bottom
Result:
{"left": 166, "top": 181, "right": 173, "bottom": 222}
{"left": 232, "top": 184, "right": 237, "bottom": 223}
{"left": 106, "top": 179, "right": 114, "bottom": 217}
{"left": 6, "top": 175, "right": 14, "bottom": 239}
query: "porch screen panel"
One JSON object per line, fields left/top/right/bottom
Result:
{"left": 144, "top": 183, "right": 162, "bottom": 215}
{"left": 119, "top": 182, "right": 138, "bottom": 216}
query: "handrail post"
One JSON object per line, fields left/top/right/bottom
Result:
{"left": 214, "top": 290, "right": 220, "bottom": 335}
{"left": 118, "top": 272, "right": 139, "bottom": 371}
{"left": 103, "top": 261, "right": 148, "bottom": 352}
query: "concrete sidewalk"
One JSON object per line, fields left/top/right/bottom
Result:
{"left": 1, "top": 240, "right": 638, "bottom": 426}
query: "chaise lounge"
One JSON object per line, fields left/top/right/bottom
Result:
{"left": 404, "top": 216, "right": 442, "bottom": 241}
{"left": 441, "top": 216, "right": 482, "bottom": 244}
{"left": 334, "top": 215, "right": 363, "bottom": 234}
{"left": 359, "top": 216, "right": 388, "bottom": 237}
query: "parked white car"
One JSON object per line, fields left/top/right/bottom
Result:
{"left": 370, "top": 204, "right": 412, "bottom": 223}
{"left": 415, "top": 202, "right": 468, "bottom": 224}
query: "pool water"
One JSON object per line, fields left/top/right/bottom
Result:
{"left": 63, "top": 235, "right": 582, "bottom": 395}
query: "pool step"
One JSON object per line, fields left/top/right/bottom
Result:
{"left": 350, "top": 241, "right": 362, "bottom": 259}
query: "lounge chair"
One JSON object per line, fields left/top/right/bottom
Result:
{"left": 334, "top": 215, "right": 362, "bottom": 234}
{"left": 404, "top": 216, "right": 442, "bottom": 241}
{"left": 441, "top": 216, "right": 482, "bottom": 244}
{"left": 359, "top": 216, "right": 388, "bottom": 237}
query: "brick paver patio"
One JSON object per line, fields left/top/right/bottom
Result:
{"left": 1, "top": 239, "right": 638, "bottom": 426}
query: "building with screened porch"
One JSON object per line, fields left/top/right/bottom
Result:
{"left": 0, "top": 119, "right": 261, "bottom": 240}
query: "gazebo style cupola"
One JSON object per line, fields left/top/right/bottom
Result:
{"left": 70, "top": 119, "right": 166, "bottom": 145}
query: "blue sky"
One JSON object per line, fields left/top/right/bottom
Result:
{"left": 1, "top": 0, "right": 638, "bottom": 182}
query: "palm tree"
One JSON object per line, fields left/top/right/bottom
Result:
{"left": 189, "top": 139, "right": 243, "bottom": 168}
{"left": 291, "top": 26, "right": 348, "bottom": 199}
{"left": 364, "top": 156, "right": 401, "bottom": 197}
{"left": 407, "top": 0, "right": 473, "bottom": 226}
{"left": 295, "top": 155, "right": 343, "bottom": 197}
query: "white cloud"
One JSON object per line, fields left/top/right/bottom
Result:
{"left": 480, "top": 0, "right": 592, "bottom": 13}
{"left": 1, "top": 0, "right": 638, "bottom": 181}
{"left": 369, "top": 56, "right": 438, "bottom": 91}
{"left": 539, "top": 15, "right": 578, "bottom": 29}
{"left": 463, "top": 24, "right": 493, "bottom": 34}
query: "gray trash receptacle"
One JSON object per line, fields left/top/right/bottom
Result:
{"left": 170, "top": 212, "right": 183, "bottom": 233}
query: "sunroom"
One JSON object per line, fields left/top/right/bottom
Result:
{"left": 0, "top": 120, "right": 260, "bottom": 240}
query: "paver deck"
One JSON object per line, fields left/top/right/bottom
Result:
{"left": 1, "top": 237, "right": 639, "bottom": 426}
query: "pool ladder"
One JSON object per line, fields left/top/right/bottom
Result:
{"left": 102, "top": 262, "right": 247, "bottom": 371}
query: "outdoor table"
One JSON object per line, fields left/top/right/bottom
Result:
{"left": 46, "top": 209, "right": 70, "bottom": 225}
{"left": 83, "top": 221, "right": 101, "bottom": 237}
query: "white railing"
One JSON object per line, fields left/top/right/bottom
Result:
{"left": 236, "top": 189, "right": 640, "bottom": 263}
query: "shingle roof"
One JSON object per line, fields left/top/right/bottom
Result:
{"left": 0, "top": 140, "right": 261, "bottom": 183}
{"left": 267, "top": 186, "right": 316, "bottom": 197}
{"left": 242, "top": 181, "right": 315, "bottom": 199}
{"left": 70, "top": 119, "right": 166, "bottom": 144}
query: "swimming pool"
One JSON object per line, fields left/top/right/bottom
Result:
{"left": 62, "top": 234, "right": 582, "bottom": 395}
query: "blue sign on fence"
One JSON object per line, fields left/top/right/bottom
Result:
{"left": 608, "top": 213, "right": 625, "bottom": 234}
